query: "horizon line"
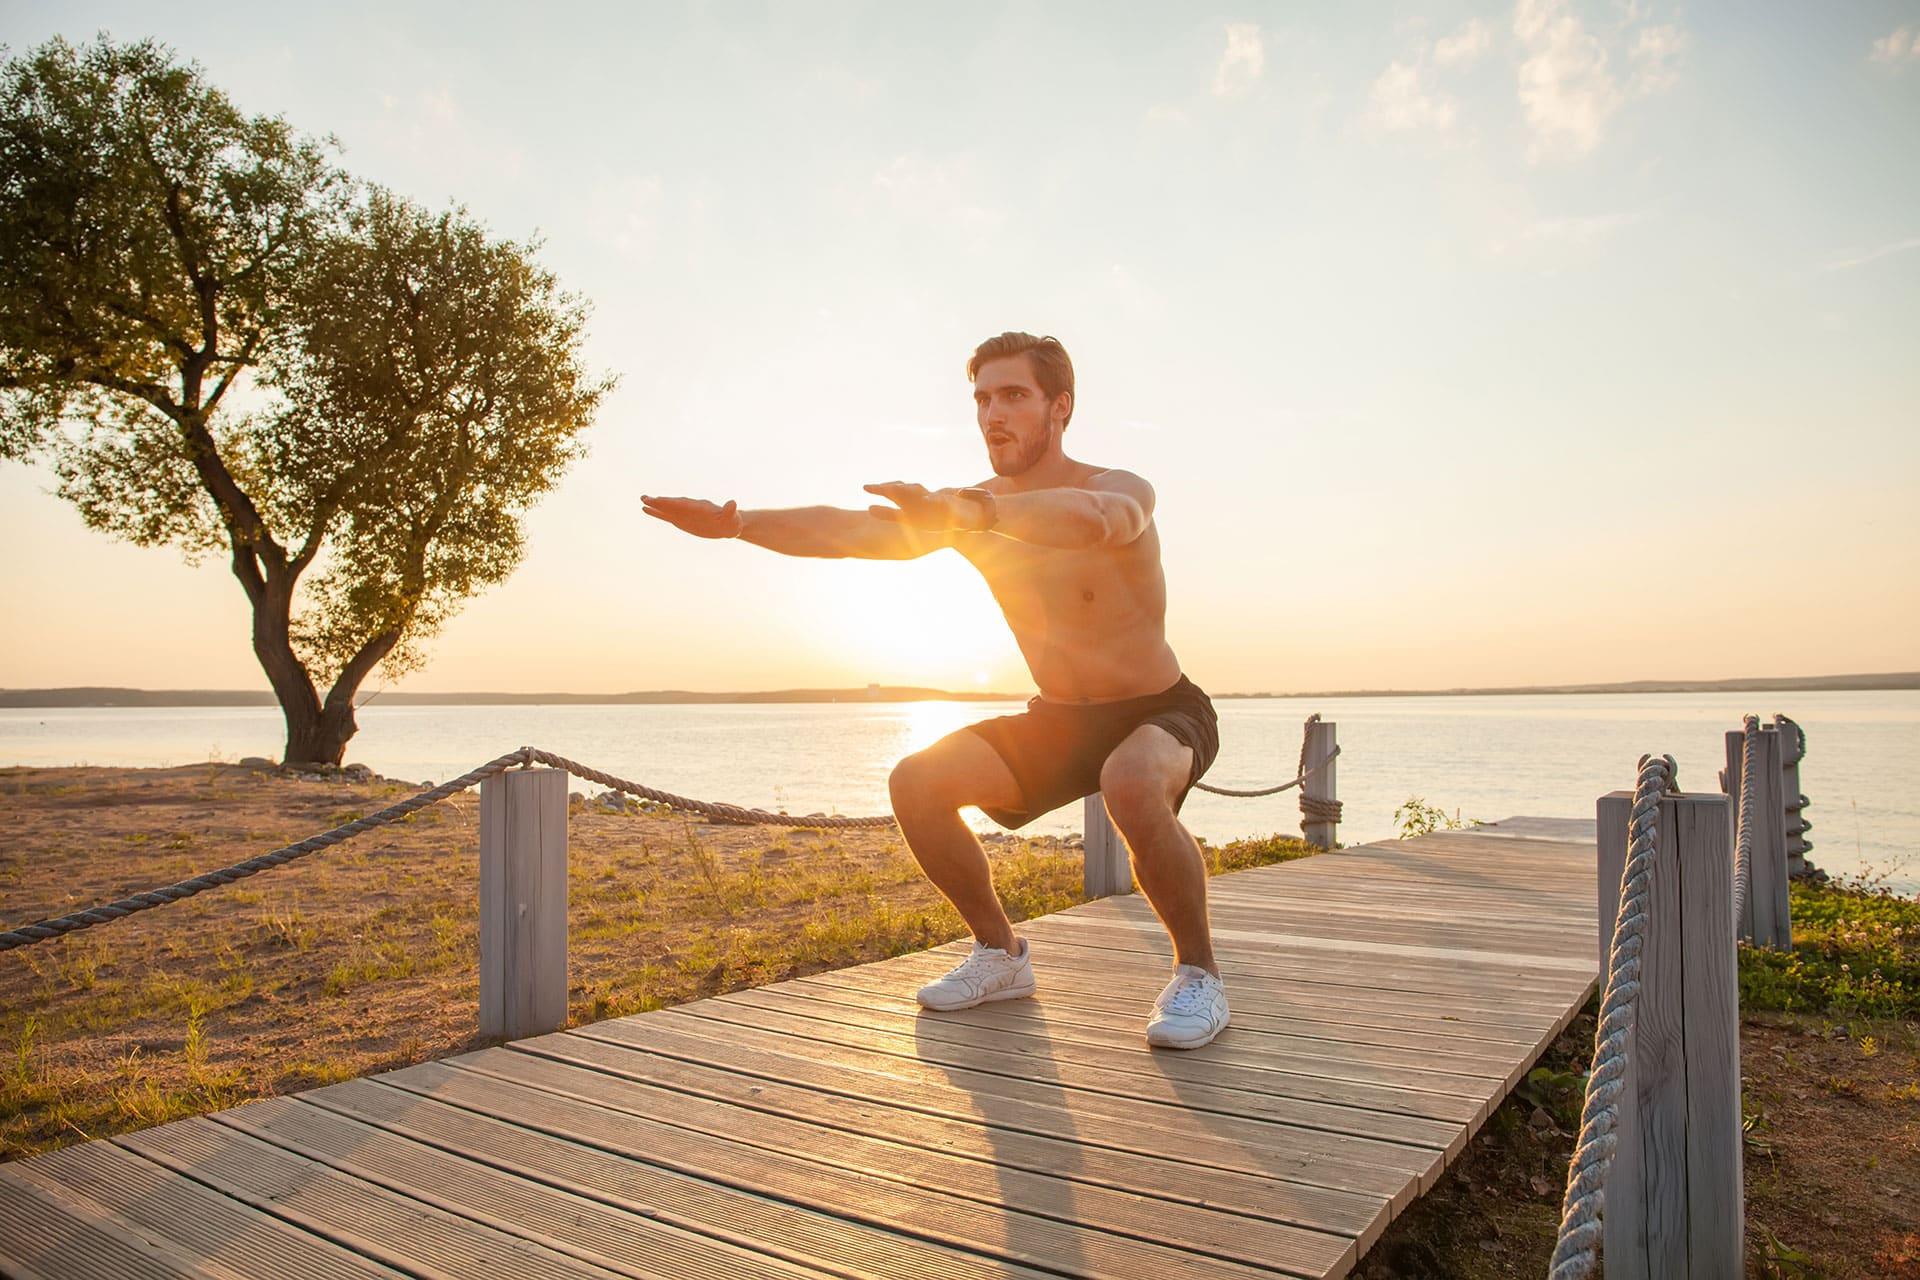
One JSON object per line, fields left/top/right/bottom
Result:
{"left": 2, "top": 669, "right": 1916, "bottom": 707}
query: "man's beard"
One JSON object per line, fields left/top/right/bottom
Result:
{"left": 990, "top": 424, "right": 1052, "bottom": 476}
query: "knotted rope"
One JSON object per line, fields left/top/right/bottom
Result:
{"left": 1775, "top": 714, "right": 1812, "bottom": 853}
{"left": 1549, "top": 751, "right": 1679, "bottom": 1280}
{"left": 1193, "top": 712, "right": 1344, "bottom": 829}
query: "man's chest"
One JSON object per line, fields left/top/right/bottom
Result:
{"left": 957, "top": 525, "right": 1166, "bottom": 623}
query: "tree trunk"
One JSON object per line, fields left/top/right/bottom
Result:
{"left": 241, "top": 571, "right": 339, "bottom": 767}
{"left": 282, "top": 700, "right": 357, "bottom": 769}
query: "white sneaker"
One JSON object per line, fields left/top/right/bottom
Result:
{"left": 1146, "top": 963, "right": 1229, "bottom": 1049}
{"left": 916, "top": 937, "right": 1036, "bottom": 1011}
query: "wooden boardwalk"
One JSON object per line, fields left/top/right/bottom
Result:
{"left": 1, "top": 819, "right": 1600, "bottom": 1279}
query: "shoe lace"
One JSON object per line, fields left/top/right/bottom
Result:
{"left": 1164, "top": 974, "right": 1215, "bottom": 1016}
{"left": 949, "top": 944, "right": 1005, "bottom": 980}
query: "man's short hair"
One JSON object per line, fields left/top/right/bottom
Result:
{"left": 967, "top": 332, "right": 1075, "bottom": 427}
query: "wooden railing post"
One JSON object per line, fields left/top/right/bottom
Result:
{"left": 1721, "top": 725, "right": 1792, "bottom": 948}
{"left": 479, "top": 766, "right": 569, "bottom": 1040}
{"left": 1301, "top": 719, "right": 1339, "bottom": 849}
{"left": 1595, "top": 788, "right": 1743, "bottom": 1279}
{"left": 1083, "top": 795, "right": 1131, "bottom": 899}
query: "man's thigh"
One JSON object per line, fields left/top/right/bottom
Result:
{"left": 897, "top": 723, "right": 1026, "bottom": 815}
{"left": 1101, "top": 722, "right": 1197, "bottom": 809}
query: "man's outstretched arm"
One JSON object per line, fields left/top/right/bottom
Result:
{"left": 865, "top": 470, "right": 1154, "bottom": 551}
{"left": 640, "top": 494, "right": 956, "bottom": 559}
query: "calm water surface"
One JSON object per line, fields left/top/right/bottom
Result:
{"left": 3, "top": 691, "right": 1914, "bottom": 894}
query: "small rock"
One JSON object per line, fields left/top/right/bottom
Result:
{"left": 1530, "top": 1105, "right": 1555, "bottom": 1130}
{"left": 237, "top": 756, "right": 275, "bottom": 771}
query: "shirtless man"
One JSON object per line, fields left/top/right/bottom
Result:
{"left": 640, "top": 331, "right": 1228, "bottom": 1048}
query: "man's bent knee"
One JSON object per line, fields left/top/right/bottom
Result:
{"left": 888, "top": 755, "right": 951, "bottom": 812}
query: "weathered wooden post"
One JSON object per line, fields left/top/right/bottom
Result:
{"left": 1300, "top": 719, "right": 1339, "bottom": 849}
{"left": 1595, "top": 788, "right": 1743, "bottom": 1279}
{"left": 1775, "top": 715, "right": 1810, "bottom": 879}
{"left": 479, "top": 766, "right": 569, "bottom": 1039}
{"left": 1083, "top": 795, "right": 1132, "bottom": 899}
{"left": 1721, "top": 725, "right": 1792, "bottom": 948}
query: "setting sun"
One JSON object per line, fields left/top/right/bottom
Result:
{"left": 814, "top": 557, "right": 1020, "bottom": 688}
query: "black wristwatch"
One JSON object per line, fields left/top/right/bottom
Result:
{"left": 954, "top": 487, "right": 998, "bottom": 532}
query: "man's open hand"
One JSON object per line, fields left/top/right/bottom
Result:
{"left": 863, "top": 482, "right": 985, "bottom": 530}
{"left": 641, "top": 494, "right": 743, "bottom": 539}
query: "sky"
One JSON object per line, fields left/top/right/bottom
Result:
{"left": 2, "top": 1, "right": 1916, "bottom": 697}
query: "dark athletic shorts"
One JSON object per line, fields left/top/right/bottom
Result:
{"left": 961, "top": 673, "right": 1220, "bottom": 830}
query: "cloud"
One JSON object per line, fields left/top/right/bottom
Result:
{"left": 1512, "top": 0, "right": 1684, "bottom": 161}
{"left": 869, "top": 152, "right": 1006, "bottom": 237}
{"left": 1366, "top": 60, "right": 1459, "bottom": 132}
{"left": 1523, "top": 209, "right": 1649, "bottom": 245}
{"left": 1870, "top": 26, "right": 1920, "bottom": 65}
{"left": 1821, "top": 236, "right": 1920, "bottom": 271}
{"left": 1212, "top": 23, "right": 1265, "bottom": 97}
{"left": 1629, "top": 23, "right": 1686, "bottom": 94}
{"left": 1484, "top": 205, "right": 1649, "bottom": 258}
{"left": 588, "top": 174, "right": 664, "bottom": 261}
{"left": 1434, "top": 19, "right": 1495, "bottom": 67}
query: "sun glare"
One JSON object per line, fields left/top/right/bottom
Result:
{"left": 820, "top": 562, "right": 1016, "bottom": 691}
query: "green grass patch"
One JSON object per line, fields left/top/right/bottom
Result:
{"left": 1738, "top": 876, "right": 1920, "bottom": 1019}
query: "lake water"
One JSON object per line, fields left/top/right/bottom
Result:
{"left": 3, "top": 691, "right": 1915, "bottom": 895}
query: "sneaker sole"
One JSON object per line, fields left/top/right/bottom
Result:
{"left": 1146, "top": 1013, "right": 1229, "bottom": 1050}
{"left": 916, "top": 973, "right": 1037, "bottom": 1012}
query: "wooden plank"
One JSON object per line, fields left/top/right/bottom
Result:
{"left": 1007, "top": 925, "right": 1591, "bottom": 1002}
{"left": 213, "top": 1097, "right": 847, "bottom": 1280}
{"left": 1071, "top": 881, "right": 1598, "bottom": 947}
{"left": 299, "top": 1080, "right": 1065, "bottom": 1280}
{"left": 541, "top": 1015, "right": 1437, "bottom": 1203}
{"left": 982, "top": 926, "right": 1586, "bottom": 1023}
{"left": 801, "top": 959, "right": 1556, "bottom": 1050}
{"left": 904, "top": 948, "right": 1578, "bottom": 1046}
{"left": 0, "top": 1163, "right": 216, "bottom": 1280}
{"left": 1470, "top": 817, "right": 1598, "bottom": 842}
{"left": 593, "top": 987, "right": 1486, "bottom": 1127}
{"left": 380, "top": 1058, "right": 1357, "bottom": 1278}
{"left": 462, "top": 1041, "right": 1391, "bottom": 1250}
{"left": 116, "top": 1117, "right": 632, "bottom": 1280}
{"left": 772, "top": 967, "right": 1535, "bottom": 1077}
{"left": 698, "top": 982, "right": 1512, "bottom": 1098}
{"left": 1040, "top": 908, "right": 1597, "bottom": 976}
{"left": 13, "top": 1140, "right": 402, "bottom": 1280}
{"left": 1678, "top": 795, "right": 1744, "bottom": 1273}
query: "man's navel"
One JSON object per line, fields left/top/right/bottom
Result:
{"left": 1081, "top": 589, "right": 1095, "bottom": 602}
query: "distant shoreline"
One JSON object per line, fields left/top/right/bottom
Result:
{"left": 3, "top": 671, "right": 1914, "bottom": 708}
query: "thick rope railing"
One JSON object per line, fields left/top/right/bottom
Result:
{"left": 0, "top": 746, "right": 900, "bottom": 955}
{"left": 1776, "top": 713, "right": 1812, "bottom": 855}
{"left": 0, "top": 750, "right": 532, "bottom": 954}
{"left": 1733, "top": 713, "right": 1760, "bottom": 926}
{"left": 1549, "top": 751, "right": 1679, "bottom": 1280}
